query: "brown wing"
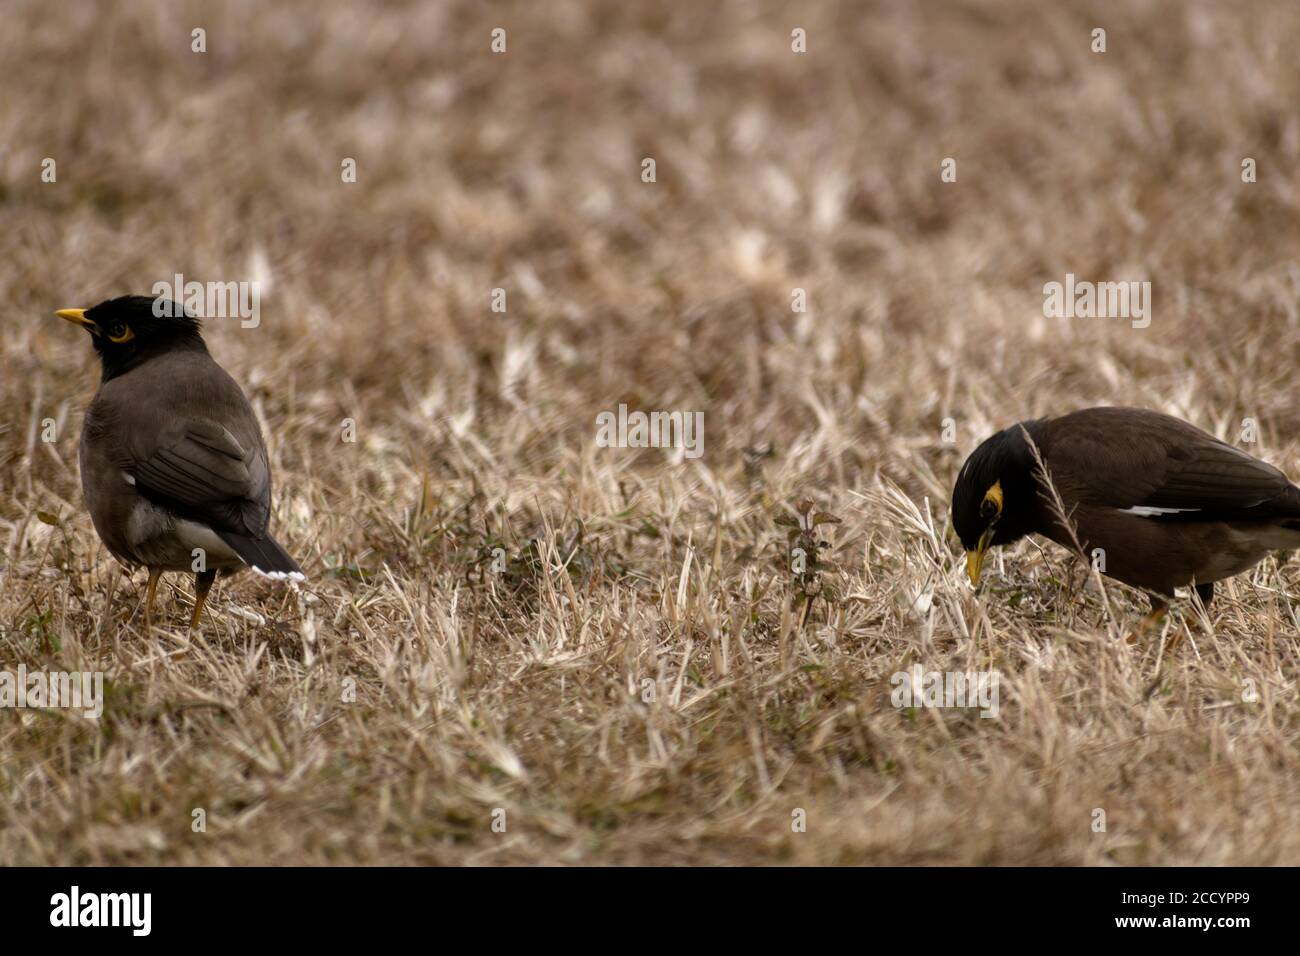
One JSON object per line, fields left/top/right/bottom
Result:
{"left": 1041, "top": 407, "right": 1298, "bottom": 517}
{"left": 129, "top": 419, "right": 271, "bottom": 535}
{"left": 85, "top": 349, "right": 274, "bottom": 537}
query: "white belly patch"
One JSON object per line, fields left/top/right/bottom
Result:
{"left": 175, "top": 520, "right": 242, "bottom": 564}
{"left": 125, "top": 500, "right": 242, "bottom": 570}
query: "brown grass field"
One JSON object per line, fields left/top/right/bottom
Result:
{"left": 2, "top": 0, "right": 1300, "bottom": 865}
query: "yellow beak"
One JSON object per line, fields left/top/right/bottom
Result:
{"left": 55, "top": 308, "right": 97, "bottom": 333}
{"left": 965, "top": 528, "right": 995, "bottom": 586}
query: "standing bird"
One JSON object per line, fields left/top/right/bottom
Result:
{"left": 951, "top": 406, "right": 1300, "bottom": 626}
{"left": 54, "top": 295, "right": 303, "bottom": 629}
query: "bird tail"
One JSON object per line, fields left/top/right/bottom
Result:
{"left": 216, "top": 530, "right": 305, "bottom": 581}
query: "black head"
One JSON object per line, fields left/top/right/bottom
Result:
{"left": 55, "top": 295, "right": 206, "bottom": 380}
{"left": 951, "top": 421, "right": 1043, "bottom": 584}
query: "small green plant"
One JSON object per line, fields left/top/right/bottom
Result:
{"left": 775, "top": 499, "right": 841, "bottom": 627}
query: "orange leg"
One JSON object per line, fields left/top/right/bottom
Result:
{"left": 143, "top": 568, "right": 163, "bottom": 629}
{"left": 1125, "top": 601, "right": 1167, "bottom": 645}
{"left": 190, "top": 570, "right": 216, "bottom": 630}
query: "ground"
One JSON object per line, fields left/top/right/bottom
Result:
{"left": 2, "top": 0, "right": 1299, "bottom": 865}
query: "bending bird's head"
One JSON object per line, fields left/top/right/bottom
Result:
{"left": 951, "top": 422, "right": 1042, "bottom": 585}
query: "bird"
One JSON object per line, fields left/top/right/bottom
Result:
{"left": 54, "top": 295, "right": 303, "bottom": 629}
{"left": 951, "top": 406, "right": 1300, "bottom": 628}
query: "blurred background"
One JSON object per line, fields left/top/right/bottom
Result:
{"left": 2, "top": 0, "right": 1300, "bottom": 865}
{"left": 5, "top": 1, "right": 1300, "bottom": 482}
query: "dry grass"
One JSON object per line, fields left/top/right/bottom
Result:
{"left": 3, "top": 0, "right": 1300, "bottom": 865}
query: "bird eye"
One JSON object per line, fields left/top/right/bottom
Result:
{"left": 980, "top": 480, "right": 1004, "bottom": 521}
{"left": 107, "top": 322, "right": 134, "bottom": 343}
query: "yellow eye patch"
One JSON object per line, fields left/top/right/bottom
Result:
{"left": 107, "top": 323, "right": 135, "bottom": 343}
{"left": 981, "top": 480, "right": 1003, "bottom": 518}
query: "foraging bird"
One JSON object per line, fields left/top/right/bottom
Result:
{"left": 55, "top": 295, "right": 303, "bottom": 628}
{"left": 952, "top": 406, "right": 1300, "bottom": 621}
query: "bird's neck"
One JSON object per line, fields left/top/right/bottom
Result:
{"left": 99, "top": 336, "right": 209, "bottom": 383}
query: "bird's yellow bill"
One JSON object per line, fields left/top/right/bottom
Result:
{"left": 55, "top": 308, "right": 95, "bottom": 330}
{"left": 966, "top": 528, "right": 995, "bottom": 586}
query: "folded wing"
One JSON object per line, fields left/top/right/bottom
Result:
{"left": 1045, "top": 409, "right": 1300, "bottom": 520}
{"left": 129, "top": 419, "right": 270, "bottom": 536}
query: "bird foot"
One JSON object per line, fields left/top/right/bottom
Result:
{"left": 1124, "top": 606, "right": 1167, "bottom": 645}
{"left": 1142, "top": 623, "right": 1190, "bottom": 698}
